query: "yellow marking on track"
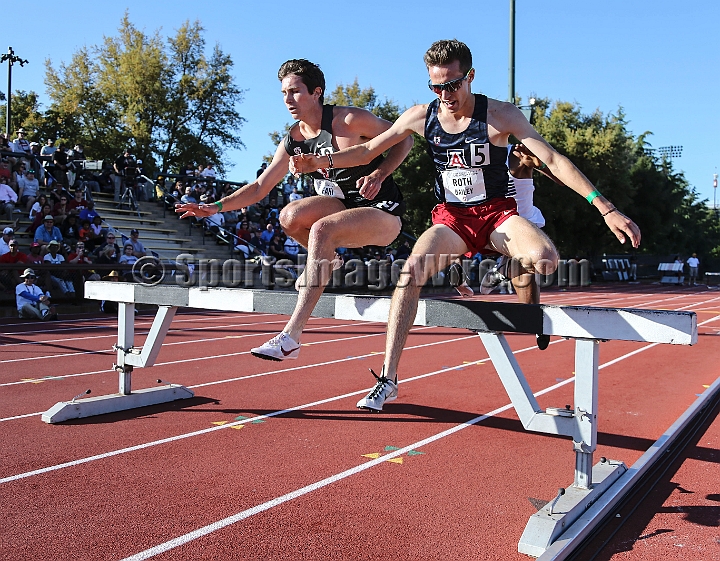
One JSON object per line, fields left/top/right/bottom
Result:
{"left": 20, "top": 378, "right": 43, "bottom": 384}
{"left": 703, "top": 385, "right": 710, "bottom": 388}
{"left": 362, "top": 453, "right": 381, "bottom": 459}
{"left": 211, "top": 421, "right": 228, "bottom": 426}
{"left": 386, "top": 457, "right": 403, "bottom": 464}
{"left": 230, "top": 425, "right": 244, "bottom": 430}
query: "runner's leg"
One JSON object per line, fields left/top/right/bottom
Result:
{"left": 487, "top": 215, "right": 557, "bottom": 304}
{"left": 383, "top": 224, "right": 468, "bottom": 380}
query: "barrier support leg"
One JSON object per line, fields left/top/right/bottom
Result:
{"left": 41, "top": 303, "right": 193, "bottom": 424}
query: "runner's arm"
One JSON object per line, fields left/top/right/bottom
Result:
{"left": 176, "top": 144, "right": 290, "bottom": 219}
{"left": 501, "top": 104, "right": 641, "bottom": 248}
{"left": 291, "top": 105, "right": 426, "bottom": 175}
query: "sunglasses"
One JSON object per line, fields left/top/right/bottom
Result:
{"left": 428, "top": 68, "right": 474, "bottom": 95}
{"left": 107, "top": 236, "right": 116, "bottom": 240}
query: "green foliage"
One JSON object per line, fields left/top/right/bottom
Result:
{"left": 42, "top": 13, "right": 245, "bottom": 176}
{"left": 532, "top": 99, "right": 719, "bottom": 258}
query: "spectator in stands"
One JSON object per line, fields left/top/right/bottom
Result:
{"left": 201, "top": 162, "right": 216, "bottom": 182}
{"left": 282, "top": 175, "right": 296, "bottom": 205}
{"left": 67, "top": 240, "right": 100, "bottom": 286}
{"left": 259, "top": 223, "right": 275, "bottom": 252}
{"left": 256, "top": 162, "right": 267, "bottom": 178}
{"left": 88, "top": 215, "right": 105, "bottom": 249}
{"left": 183, "top": 163, "right": 196, "bottom": 178}
{"left": 78, "top": 219, "right": 92, "bottom": 245}
{"left": 18, "top": 168, "right": 40, "bottom": 213}
{"left": 34, "top": 215, "right": 63, "bottom": 250}
{"left": 52, "top": 194, "right": 71, "bottom": 226}
{"left": 687, "top": 253, "right": 700, "bottom": 286}
{"left": 263, "top": 196, "right": 281, "bottom": 222}
{"left": 289, "top": 186, "right": 303, "bottom": 203}
{"left": 47, "top": 179, "right": 70, "bottom": 206}
{"left": 180, "top": 185, "right": 197, "bottom": 205}
{"left": 0, "top": 239, "right": 28, "bottom": 289}
{"left": 127, "top": 229, "right": 146, "bottom": 258}
{"left": 94, "top": 231, "right": 120, "bottom": 265}
{"left": 29, "top": 194, "right": 47, "bottom": 221}
{"left": 283, "top": 236, "right": 301, "bottom": 264}
{"left": 16, "top": 268, "right": 54, "bottom": 320}
{"left": 44, "top": 240, "right": 75, "bottom": 297}
{"left": 61, "top": 213, "right": 80, "bottom": 242}
{"left": 40, "top": 139, "right": 56, "bottom": 157}
{"left": 118, "top": 242, "right": 138, "bottom": 280}
{"left": 0, "top": 159, "right": 12, "bottom": 185}
{"left": 78, "top": 200, "right": 100, "bottom": 224}
{"left": 26, "top": 242, "right": 43, "bottom": 265}
{"left": 71, "top": 144, "right": 86, "bottom": 161}
{"left": 52, "top": 143, "right": 69, "bottom": 187}
{"left": 0, "top": 135, "right": 13, "bottom": 154}
{"left": 68, "top": 189, "right": 90, "bottom": 215}
{"left": 28, "top": 203, "right": 52, "bottom": 233}
{"left": 0, "top": 179, "right": 17, "bottom": 222}
{"left": 1, "top": 227, "right": 16, "bottom": 255}
{"left": 12, "top": 128, "right": 31, "bottom": 155}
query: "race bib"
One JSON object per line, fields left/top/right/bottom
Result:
{"left": 441, "top": 168, "right": 487, "bottom": 203}
{"left": 314, "top": 178, "right": 345, "bottom": 199}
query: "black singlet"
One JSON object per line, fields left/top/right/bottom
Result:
{"left": 283, "top": 104, "right": 405, "bottom": 217}
{"left": 424, "top": 94, "right": 513, "bottom": 207}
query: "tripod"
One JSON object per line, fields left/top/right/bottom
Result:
{"left": 116, "top": 177, "right": 141, "bottom": 218}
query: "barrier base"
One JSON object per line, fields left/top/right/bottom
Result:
{"left": 518, "top": 459, "right": 627, "bottom": 557}
{"left": 41, "top": 385, "right": 195, "bottom": 424}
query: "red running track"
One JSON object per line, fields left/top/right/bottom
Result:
{"left": 0, "top": 284, "right": 719, "bottom": 561}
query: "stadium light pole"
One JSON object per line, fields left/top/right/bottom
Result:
{"left": 508, "top": 0, "right": 515, "bottom": 103}
{"left": 0, "top": 46, "right": 29, "bottom": 138}
{"left": 714, "top": 173, "right": 718, "bottom": 217}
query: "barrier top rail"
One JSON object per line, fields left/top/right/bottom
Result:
{"left": 84, "top": 282, "right": 697, "bottom": 345}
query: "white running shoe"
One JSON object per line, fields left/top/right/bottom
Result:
{"left": 356, "top": 367, "right": 398, "bottom": 412}
{"left": 250, "top": 332, "right": 301, "bottom": 361}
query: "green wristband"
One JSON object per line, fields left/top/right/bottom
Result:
{"left": 585, "top": 190, "right": 602, "bottom": 204}
{"left": 213, "top": 200, "right": 223, "bottom": 212}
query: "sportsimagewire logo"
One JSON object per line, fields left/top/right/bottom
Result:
{"left": 132, "top": 256, "right": 166, "bottom": 286}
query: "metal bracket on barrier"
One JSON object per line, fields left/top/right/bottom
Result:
{"left": 41, "top": 303, "right": 193, "bottom": 424}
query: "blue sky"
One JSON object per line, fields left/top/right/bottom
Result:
{"left": 3, "top": 1, "right": 718, "bottom": 204}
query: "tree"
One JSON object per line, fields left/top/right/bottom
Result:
{"left": 44, "top": 14, "right": 245, "bottom": 177}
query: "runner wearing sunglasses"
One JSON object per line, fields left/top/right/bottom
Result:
{"left": 175, "top": 59, "right": 413, "bottom": 362}
{"left": 291, "top": 39, "right": 641, "bottom": 411}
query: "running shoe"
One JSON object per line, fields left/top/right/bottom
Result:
{"left": 480, "top": 268, "right": 507, "bottom": 295}
{"left": 250, "top": 332, "right": 301, "bottom": 361}
{"left": 356, "top": 367, "right": 398, "bottom": 412}
{"left": 455, "top": 282, "right": 475, "bottom": 297}
{"left": 536, "top": 334, "right": 550, "bottom": 350}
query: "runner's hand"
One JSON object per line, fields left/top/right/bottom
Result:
{"left": 605, "top": 210, "right": 641, "bottom": 248}
{"left": 357, "top": 171, "right": 383, "bottom": 200}
{"left": 175, "top": 202, "right": 218, "bottom": 219}
{"left": 289, "top": 154, "right": 323, "bottom": 176}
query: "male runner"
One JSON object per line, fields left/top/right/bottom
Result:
{"left": 291, "top": 40, "right": 641, "bottom": 411}
{"left": 176, "top": 59, "right": 412, "bottom": 361}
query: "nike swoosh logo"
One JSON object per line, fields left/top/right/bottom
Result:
{"left": 317, "top": 142, "right": 327, "bottom": 148}
{"left": 281, "top": 345, "right": 300, "bottom": 356}
{"left": 465, "top": 138, "right": 480, "bottom": 143}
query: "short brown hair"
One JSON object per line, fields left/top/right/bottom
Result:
{"left": 424, "top": 40, "right": 473, "bottom": 74}
{"left": 278, "top": 59, "right": 325, "bottom": 104}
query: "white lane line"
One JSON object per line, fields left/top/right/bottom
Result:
{"left": 0, "top": 323, "right": 433, "bottom": 415}
{"left": 0, "top": 332, "right": 480, "bottom": 484}
{"left": 120, "top": 338, "right": 660, "bottom": 561}
{"left": 0, "top": 312, "right": 268, "bottom": 346}
{"left": 0, "top": 319, "right": 363, "bottom": 386}
{"left": 0, "top": 316, "right": 308, "bottom": 364}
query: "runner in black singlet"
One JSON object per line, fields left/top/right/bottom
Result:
{"left": 176, "top": 59, "right": 413, "bottom": 362}
{"left": 291, "top": 40, "right": 641, "bottom": 411}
